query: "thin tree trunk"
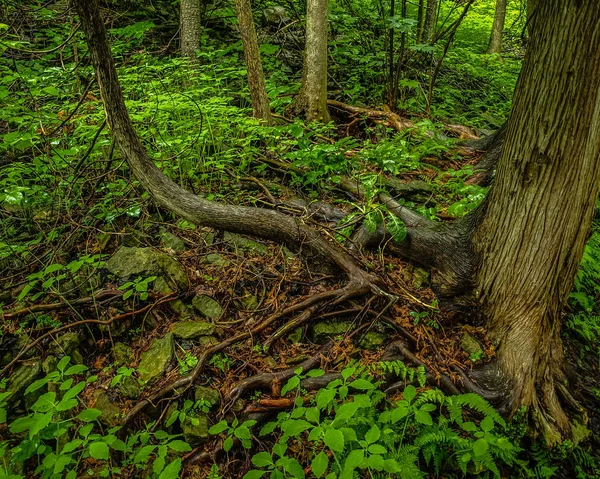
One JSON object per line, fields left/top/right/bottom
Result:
{"left": 296, "top": 0, "right": 331, "bottom": 122}
{"left": 422, "top": 0, "right": 438, "bottom": 44}
{"left": 487, "top": 0, "right": 507, "bottom": 54}
{"left": 235, "top": 0, "right": 273, "bottom": 124}
{"left": 387, "top": 0, "right": 395, "bottom": 106}
{"left": 180, "top": 0, "right": 202, "bottom": 58}
{"left": 416, "top": 0, "right": 425, "bottom": 43}
{"left": 473, "top": 0, "right": 600, "bottom": 443}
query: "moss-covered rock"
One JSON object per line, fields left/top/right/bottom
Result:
{"left": 194, "top": 386, "right": 220, "bottom": 407}
{"left": 138, "top": 334, "right": 174, "bottom": 382}
{"left": 311, "top": 321, "right": 352, "bottom": 344}
{"left": 93, "top": 390, "right": 122, "bottom": 427}
{"left": 171, "top": 321, "right": 215, "bottom": 339}
{"left": 192, "top": 294, "right": 223, "bottom": 319}
{"left": 358, "top": 332, "right": 386, "bottom": 350}
{"left": 182, "top": 412, "right": 209, "bottom": 446}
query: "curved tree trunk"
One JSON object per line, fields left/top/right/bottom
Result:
{"left": 73, "top": 0, "right": 375, "bottom": 293}
{"left": 235, "top": 0, "right": 273, "bottom": 124}
{"left": 422, "top": 0, "right": 438, "bottom": 44}
{"left": 487, "top": 0, "right": 507, "bottom": 54}
{"left": 296, "top": 0, "right": 331, "bottom": 122}
{"left": 180, "top": 0, "right": 202, "bottom": 58}
{"left": 472, "top": 0, "right": 600, "bottom": 443}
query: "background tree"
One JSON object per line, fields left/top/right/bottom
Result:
{"left": 422, "top": 0, "right": 438, "bottom": 43}
{"left": 235, "top": 0, "right": 272, "bottom": 124}
{"left": 487, "top": 0, "right": 507, "bottom": 54}
{"left": 180, "top": 0, "right": 201, "bottom": 58}
{"left": 294, "top": 0, "right": 331, "bottom": 122}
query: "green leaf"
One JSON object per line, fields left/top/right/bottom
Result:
{"left": 259, "top": 421, "right": 277, "bottom": 436}
{"left": 281, "top": 457, "right": 305, "bottom": 479}
{"left": 209, "top": 420, "right": 229, "bottom": 435}
{"left": 324, "top": 428, "right": 345, "bottom": 453}
{"left": 414, "top": 410, "right": 433, "bottom": 425}
{"left": 25, "top": 376, "right": 51, "bottom": 395}
{"left": 167, "top": 440, "right": 191, "bottom": 452}
{"left": 473, "top": 438, "right": 489, "bottom": 456}
{"left": 56, "top": 398, "right": 79, "bottom": 411}
{"left": 89, "top": 442, "right": 110, "bottom": 460}
{"left": 281, "top": 419, "right": 312, "bottom": 437}
{"left": 76, "top": 408, "right": 102, "bottom": 422}
{"left": 110, "top": 439, "right": 127, "bottom": 451}
{"left": 243, "top": 471, "right": 266, "bottom": 479}
{"left": 480, "top": 415, "right": 494, "bottom": 433}
{"left": 305, "top": 407, "right": 320, "bottom": 424}
{"left": 461, "top": 421, "right": 478, "bottom": 432}
{"left": 367, "top": 454, "right": 385, "bottom": 471}
{"left": 348, "top": 379, "right": 375, "bottom": 390}
{"left": 365, "top": 425, "right": 380, "bottom": 444}
{"left": 281, "top": 376, "right": 301, "bottom": 396}
{"left": 64, "top": 364, "right": 88, "bottom": 376}
{"left": 403, "top": 385, "right": 416, "bottom": 403}
{"left": 311, "top": 452, "right": 329, "bottom": 478}
{"left": 57, "top": 356, "right": 71, "bottom": 372}
{"left": 32, "top": 392, "right": 56, "bottom": 412}
{"left": 316, "top": 388, "right": 336, "bottom": 408}
{"left": 158, "top": 458, "right": 182, "bottom": 479}
{"left": 252, "top": 452, "right": 274, "bottom": 467}
{"left": 134, "top": 445, "right": 156, "bottom": 464}
{"left": 10, "top": 416, "right": 36, "bottom": 433}
{"left": 234, "top": 425, "right": 252, "bottom": 440}
{"left": 223, "top": 436, "right": 234, "bottom": 452}
{"left": 344, "top": 449, "right": 364, "bottom": 469}
{"left": 390, "top": 405, "right": 409, "bottom": 423}
{"left": 62, "top": 439, "right": 83, "bottom": 454}
{"left": 334, "top": 401, "right": 359, "bottom": 422}
{"left": 368, "top": 444, "right": 387, "bottom": 455}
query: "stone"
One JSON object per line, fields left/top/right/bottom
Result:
{"left": 194, "top": 386, "right": 220, "bottom": 407}
{"left": 461, "top": 332, "right": 483, "bottom": 357}
{"left": 118, "top": 376, "right": 140, "bottom": 399}
{"left": 358, "top": 332, "right": 386, "bottom": 351}
{"left": 7, "top": 359, "right": 41, "bottom": 400}
{"left": 171, "top": 321, "right": 216, "bottom": 339}
{"left": 48, "top": 332, "right": 81, "bottom": 356}
{"left": 159, "top": 228, "right": 186, "bottom": 252}
{"left": 42, "top": 355, "right": 58, "bottom": 374}
{"left": 287, "top": 327, "right": 303, "bottom": 343}
{"left": 205, "top": 253, "right": 229, "bottom": 267}
{"left": 386, "top": 178, "right": 433, "bottom": 202}
{"left": 262, "top": 6, "right": 290, "bottom": 26}
{"left": 113, "top": 342, "right": 133, "bottom": 365}
{"left": 96, "top": 232, "right": 112, "bottom": 252}
{"left": 286, "top": 354, "right": 309, "bottom": 365}
{"left": 412, "top": 268, "right": 430, "bottom": 289}
{"left": 240, "top": 290, "right": 258, "bottom": 310}
{"left": 263, "top": 356, "right": 279, "bottom": 370}
{"left": 138, "top": 334, "right": 174, "bottom": 382}
{"left": 311, "top": 321, "right": 352, "bottom": 344}
{"left": 223, "top": 232, "right": 268, "bottom": 254}
{"left": 192, "top": 294, "right": 223, "bottom": 319}
{"left": 154, "top": 276, "right": 190, "bottom": 316}
{"left": 197, "top": 336, "right": 219, "bottom": 347}
{"left": 105, "top": 246, "right": 188, "bottom": 291}
{"left": 93, "top": 390, "right": 122, "bottom": 427}
{"left": 182, "top": 412, "right": 209, "bottom": 446}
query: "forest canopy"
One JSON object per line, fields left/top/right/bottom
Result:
{"left": 1, "top": 1, "right": 600, "bottom": 478}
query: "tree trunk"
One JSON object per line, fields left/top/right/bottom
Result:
{"left": 235, "top": 0, "right": 273, "bottom": 124}
{"left": 296, "top": 0, "right": 331, "bottom": 122}
{"left": 416, "top": 0, "right": 425, "bottom": 43}
{"left": 486, "top": 0, "right": 507, "bottom": 54}
{"left": 472, "top": 0, "right": 600, "bottom": 443}
{"left": 180, "top": 0, "right": 202, "bottom": 58}
{"left": 422, "top": 0, "right": 438, "bottom": 44}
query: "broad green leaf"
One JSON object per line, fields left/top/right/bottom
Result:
{"left": 334, "top": 401, "right": 359, "bottom": 422}
{"left": 158, "top": 458, "right": 182, "bottom": 479}
{"left": 209, "top": 420, "right": 229, "bottom": 434}
{"left": 365, "top": 425, "right": 380, "bottom": 444}
{"left": 242, "top": 471, "right": 266, "bottom": 479}
{"left": 251, "top": 452, "right": 274, "bottom": 467}
{"left": 473, "top": 438, "right": 489, "bottom": 456}
{"left": 76, "top": 408, "right": 102, "bottom": 422}
{"left": 89, "top": 442, "right": 109, "bottom": 460}
{"left": 414, "top": 410, "right": 433, "bottom": 425}
{"left": 311, "top": 451, "right": 329, "bottom": 478}
{"left": 348, "top": 379, "right": 375, "bottom": 390}
{"left": 403, "top": 384, "right": 416, "bottom": 403}
{"left": 167, "top": 440, "right": 191, "bottom": 452}
{"left": 324, "top": 428, "right": 345, "bottom": 453}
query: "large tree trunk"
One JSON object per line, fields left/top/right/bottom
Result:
{"left": 486, "top": 0, "right": 507, "bottom": 54}
{"left": 295, "top": 0, "right": 331, "bottom": 122}
{"left": 472, "top": 0, "right": 600, "bottom": 443}
{"left": 235, "top": 0, "right": 273, "bottom": 124}
{"left": 422, "top": 0, "right": 438, "bottom": 44}
{"left": 180, "top": 0, "right": 202, "bottom": 58}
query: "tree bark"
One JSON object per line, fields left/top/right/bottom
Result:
{"left": 416, "top": 0, "right": 425, "bottom": 43}
{"left": 422, "top": 0, "right": 438, "bottom": 44}
{"left": 472, "top": 0, "right": 600, "bottom": 443}
{"left": 235, "top": 0, "right": 273, "bottom": 124}
{"left": 296, "top": 0, "right": 331, "bottom": 122}
{"left": 180, "top": 0, "right": 202, "bottom": 58}
{"left": 487, "top": 0, "right": 507, "bottom": 54}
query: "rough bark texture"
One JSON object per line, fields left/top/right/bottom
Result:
{"left": 487, "top": 0, "right": 507, "bottom": 54}
{"left": 180, "top": 0, "right": 202, "bottom": 58}
{"left": 296, "top": 0, "right": 331, "bottom": 122}
{"left": 422, "top": 0, "right": 438, "bottom": 44}
{"left": 473, "top": 0, "right": 600, "bottom": 443}
{"left": 73, "top": 0, "right": 375, "bottom": 290}
{"left": 235, "top": 0, "right": 273, "bottom": 124}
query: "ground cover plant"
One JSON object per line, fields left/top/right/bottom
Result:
{"left": 1, "top": 0, "right": 599, "bottom": 478}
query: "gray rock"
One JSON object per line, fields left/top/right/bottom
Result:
{"left": 358, "top": 332, "right": 386, "bottom": 351}
{"left": 223, "top": 232, "right": 267, "bottom": 254}
{"left": 205, "top": 253, "right": 229, "bottom": 267}
{"left": 461, "top": 332, "right": 483, "bottom": 357}
{"left": 192, "top": 294, "right": 223, "bottom": 319}
{"left": 48, "top": 332, "right": 81, "bottom": 356}
{"left": 138, "top": 334, "right": 174, "bottom": 382}
{"left": 159, "top": 228, "right": 186, "bottom": 252}
{"left": 171, "top": 321, "right": 216, "bottom": 339}
{"left": 93, "top": 390, "right": 122, "bottom": 427}
{"left": 311, "top": 321, "right": 352, "bottom": 344}
{"left": 194, "top": 386, "right": 220, "bottom": 407}
{"left": 182, "top": 412, "right": 209, "bottom": 446}
{"left": 7, "top": 359, "right": 41, "bottom": 400}
{"left": 154, "top": 276, "right": 190, "bottom": 316}
{"left": 113, "top": 342, "right": 133, "bottom": 365}
{"left": 105, "top": 246, "right": 188, "bottom": 290}
{"left": 118, "top": 375, "right": 140, "bottom": 399}
{"left": 197, "top": 336, "right": 219, "bottom": 347}
{"left": 263, "top": 6, "right": 290, "bottom": 25}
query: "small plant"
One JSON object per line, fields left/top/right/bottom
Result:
{"left": 209, "top": 353, "right": 233, "bottom": 372}
{"left": 118, "top": 275, "right": 157, "bottom": 301}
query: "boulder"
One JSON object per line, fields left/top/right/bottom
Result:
{"left": 194, "top": 386, "right": 220, "bottom": 407}
{"left": 7, "top": 359, "right": 41, "bottom": 400}
{"left": 113, "top": 342, "right": 133, "bottom": 365}
{"left": 48, "top": 332, "right": 81, "bottom": 356}
{"left": 223, "top": 232, "right": 268, "bottom": 254}
{"left": 182, "top": 412, "right": 209, "bottom": 446}
{"left": 105, "top": 246, "right": 188, "bottom": 290}
{"left": 171, "top": 321, "right": 216, "bottom": 339}
{"left": 118, "top": 376, "right": 140, "bottom": 399}
{"left": 358, "top": 332, "right": 386, "bottom": 351}
{"left": 192, "top": 294, "right": 223, "bottom": 319}
{"left": 461, "top": 332, "right": 484, "bottom": 359}
{"left": 93, "top": 390, "right": 122, "bottom": 427}
{"left": 138, "top": 334, "right": 174, "bottom": 382}
{"left": 311, "top": 321, "right": 352, "bottom": 344}
{"left": 159, "top": 228, "right": 186, "bottom": 252}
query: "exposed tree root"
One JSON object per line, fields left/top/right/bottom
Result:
{"left": 0, "top": 293, "right": 178, "bottom": 380}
